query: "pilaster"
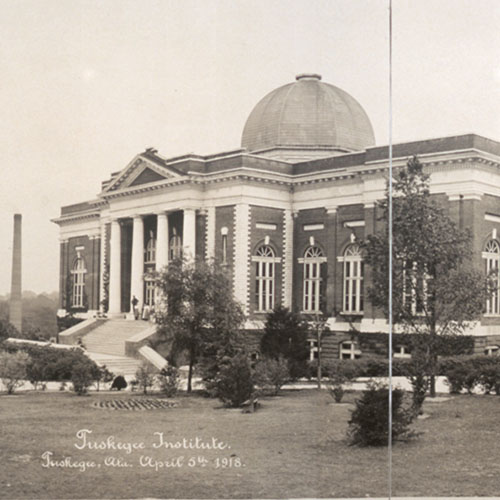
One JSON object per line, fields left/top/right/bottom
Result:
{"left": 282, "top": 208, "right": 294, "bottom": 308}
{"left": 205, "top": 206, "right": 216, "bottom": 261}
{"left": 326, "top": 207, "right": 337, "bottom": 315}
{"left": 233, "top": 204, "right": 250, "bottom": 315}
{"left": 99, "top": 221, "right": 107, "bottom": 312}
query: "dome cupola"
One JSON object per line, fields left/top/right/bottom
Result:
{"left": 241, "top": 74, "right": 375, "bottom": 161}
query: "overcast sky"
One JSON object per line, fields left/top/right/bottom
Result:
{"left": 1, "top": 0, "right": 500, "bottom": 295}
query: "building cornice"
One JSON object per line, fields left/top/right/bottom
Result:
{"left": 58, "top": 149, "right": 500, "bottom": 214}
{"left": 52, "top": 211, "right": 101, "bottom": 225}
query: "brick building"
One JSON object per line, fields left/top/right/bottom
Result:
{"left": 53, "top": 74, "right": 500, "bottom": 360}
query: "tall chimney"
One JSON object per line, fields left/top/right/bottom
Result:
{"left": 10, "top": 214, "right": 22, "bottom": 332}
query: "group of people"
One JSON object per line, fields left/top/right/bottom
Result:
{"left": 131, "top": 295, "right": 154, "bottom": 321}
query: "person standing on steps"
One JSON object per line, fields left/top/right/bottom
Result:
{"left": 131, "top": 295, "right": 139, "bottom": 319}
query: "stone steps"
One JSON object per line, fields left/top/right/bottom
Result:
{"left": 83, "top": 319, "right": 151, "bottom": 356}
{"left": 82, "top": 319, "right": 154, "bottom": 378}
{"left": 86, "top": 352, "right": 143, "bottom": 378}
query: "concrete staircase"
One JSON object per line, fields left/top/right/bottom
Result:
{"left": 82, "top": 319, "right": 153, "bottom": 378}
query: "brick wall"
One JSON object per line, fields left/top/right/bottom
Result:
{"left": 61, "top": 234, "right": 100, "bottom": 313}
{"left": 249, "top": 206, "right": 285, "bottom": 317}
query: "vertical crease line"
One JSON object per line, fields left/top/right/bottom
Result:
{"left": 388, "top": 1, "right": 394, "bottom": 499}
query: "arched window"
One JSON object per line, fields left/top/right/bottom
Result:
{"left": 169, "top": 232, "right": 182, "bottom": 261}
{"left": 71, "top": 257, "right": 86, "bottom": 308}
{"left": 145, "top": 237, "right": 156, "bottom": 264}
{"left": 343, "top": 244, "right": 364, "bottom": 313}
{"left": 302, "top": 246, "right": 325, "bottom": 313}
{"left": 253, "top": 245, "right": 276, "bottom": 312}
{"left": 483, "top": 239, "right": 500, "bottom": 315}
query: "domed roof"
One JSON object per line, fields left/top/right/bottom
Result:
{"left": 241, "top": 74, "right": 375, "bottom": 155}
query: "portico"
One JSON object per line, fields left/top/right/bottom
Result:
{"left": 106, "top": 208, "right": 197, "bottom": 316}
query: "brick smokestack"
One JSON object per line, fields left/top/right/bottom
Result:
{"left": 10, "top": 214, "right": 22, "bottom": 332}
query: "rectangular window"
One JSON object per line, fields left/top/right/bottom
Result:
{"left": 402, "top": 261, "right": 428, "bottom": 316}
{"left": 309, "top": 340, "right": 320, "bottom": 361}
{"left": 343, "top": 258, "right": 363, "bottom": 313}
{"left": 303, "top": 261, "right": 322, "bottom": 312}
{"left": 145, "top": 280, "right": 155, "bottom": 307}
{"left": 486, "top": 256, "right": 499, "bottom": 314}
{"left": 255, "top": 259, "right": 275, "bottom": 312}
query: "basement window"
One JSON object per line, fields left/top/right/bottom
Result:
{"left": 339, "top": 341, "right": 361, "bottom": 360}
{"left": 484, "top": 345, "right": 499, "bottom": 356}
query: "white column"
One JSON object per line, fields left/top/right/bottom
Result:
{"left": 183, "top": 208, "right": 196, "bottom": 260}
{"left": 130, "top": 215, "right": 145, "bottom": 309}
{"left": 156, "top": 212, "right": 169, "bottom": 271}
{"left": 108, "top": 219, "right": 122, "bottom": 315}
{"left": 99, "top": 220, "right": 107, "bottom": 313}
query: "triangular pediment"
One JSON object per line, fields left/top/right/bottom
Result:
{"left": 103, "top": 153, "right": 183, "bottom": 193}
{"left": 129, "top": 167, "right": 167, "bottom": 186}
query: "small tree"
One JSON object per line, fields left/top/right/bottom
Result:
{"left": 253, "top": 356, "right": 290, "bottom": 396}
{"left": 135, "top": 362, "right": 157, "bottom": 394}
{"left": 364, "top": 156, "right": 490, "bottom": 396}
{"left": 309, "top": 313, "right": 328, "bottom": 389}
{"left": 95, "top": 365, "right": 114, "bottom": 391}
{"left": 26, "top": 358, "right": 47, "bottom": 390}
{"left": 404, "top": 347, "right": 430, "bottom": 414}
{"left": 111, "top": 375, "right": 128, "bottom": 391}
{"left": 326, "top": 360, "right": 360, "bottom": 403}
{"left": 71, "top": 359, "right": 99, "bottom": 395}
{"left": 348, "top": 382, "right": 415, "bottom": 446}
{"left": 156, "top": 258, "right": 245, "bottom": 392}
{"left": 209, "top": 352, "right": 254, "bottom": 407}
{"left": 0, "top": 319, "right": 20, "bottom": 344}
{"left": 260, "top": 306, "right": 309, "bottom": 379}
{"left": 157, "top": 365, "right": 180, "bottom": 397}
{"left": 0, "top": 350, "right": 29, "bottom": 394}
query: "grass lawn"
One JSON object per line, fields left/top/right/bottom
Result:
{"left": 1, "top": 389, "right": 499, "bottom": 499}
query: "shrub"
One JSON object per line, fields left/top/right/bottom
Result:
{"left": 260, "top": 306, "right": 309, "bottom": 379}
{"left": 71, "top": 359, "right": 98, "bottom": 395}
{"left": 95, "top": 365, "right": 114, "bottom": 391}
{"left": 440, "top": 356, "right": 496, "bottom": 394}
{"left": 209, "top": 352, "right": 254, "bottom": 407}
{"left": 111, "top": 375, "right": 128, "bottom": 391}
{"left": 442, "top": 361, "right": 469, "bottom": 394}
{"left": 348, "top": 382, "right": 415, "bottom": 446}
{"left": 403, "top": 354, "right": 430, "bottom": 414}
{"left": 157, "top": 365, "right": 180, "bottom": 397}
{"left": 0, "top": 319, "right": 21, "bottom": 343}
{"left": 478, "top": 361, "right": 500, "bottom": 395}
{"left": 4, "top": 343, "right": 100, "bottom": 383}
{"left": 253, "top": 357, "right": 289, "bottom": 396}
{"left": 0, "top": 350, "right": 30, "bottom": 394}
{"left": 26, "top": 359, "right": 47, "bottom": 390}
{"left": 326, "top": 360, "right": 360, "bottom": 403}
{"left": 135, "top": 362, "right": 157, "bottom": 394}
